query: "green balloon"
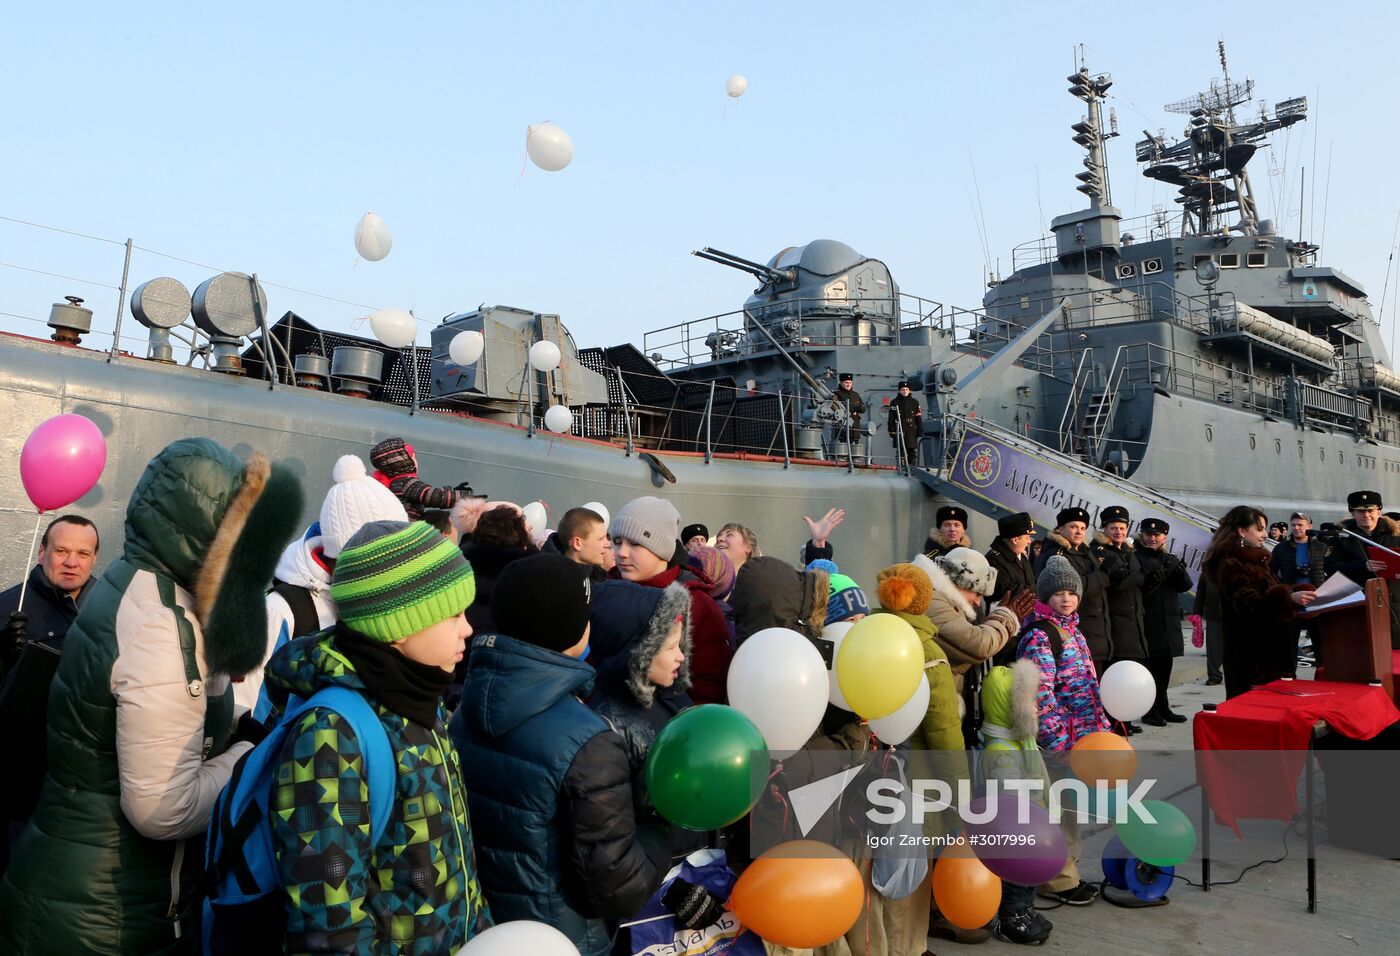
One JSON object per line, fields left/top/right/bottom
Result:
{"left": 1115, "top": 799, "right": 1196, "bottom": 866}
{"left": 646, "top": 704, "right": 769, "bottom": 831}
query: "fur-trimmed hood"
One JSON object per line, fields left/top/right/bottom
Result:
{"left": 1048, "top": 530, "right": 1090, "bottom": 553}
{"left": 980, "top": 658, "right": 1041, "bottom": 741}
{"left": 588, "top": 580, "right": 692, "bottom": 707}
{"left": 1093, "top": 530, "right": 1133, "bottom": 550}
{"left": 925, "top": 528, "right": 972, "bottom": 552}
{"left": 124, "top": 438, "right": 303, "bottom": 677}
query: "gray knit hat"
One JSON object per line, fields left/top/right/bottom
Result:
{"left": 1036, "top": 554, "right": 1083, "bottom": 602}
{"left": 610, "top": 496, "right": 682, "bottom": 562}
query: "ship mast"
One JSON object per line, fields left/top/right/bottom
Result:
{"left": 1067, "top": 51, "right": 1119, "bottom": 210}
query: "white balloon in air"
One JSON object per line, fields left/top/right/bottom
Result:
{"left": 543, "top": 404, "right": 573, "bottom": 434}
{"left": 522, "top": 501, "right": 548, "bottom": 534}
{"left": 354, "top": 212, "right": 392, "bottom": 261}
{"left": 1099, "top": 660, "right": 1156, "bottom": 722}
{"left": 529, "top": 340, "right": 561, "bottom": 372}
{"left": 525, "top": 123, "right": 573, "bottom": 172}
{"left": 449, "top": 330, "right": 485, "bottom": 366}
{"left": 726, "top": 74, "right": 748, "bottom": 98}
{"left": 368, "top": 308, "right": 416, "bottom": 348}
{"left": 581, "top": 501, "right": 609, "bottom": 526}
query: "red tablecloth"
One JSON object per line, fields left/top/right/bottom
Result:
{"left": 1315, "top": 650, "right": 1400, "bottom": 700}
{"left": 1193, "top": 679, "right": 1400, "bottom": 835}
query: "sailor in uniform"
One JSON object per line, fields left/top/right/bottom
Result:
{"left": 826, "top": 372, "right": 866, "bottom": 457}
{"left": 888, "top": 379, "right": 923, "bottom": 467}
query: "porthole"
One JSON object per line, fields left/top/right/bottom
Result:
{"left": 1320, "top": 447, "right": 1326, "bottom": 461}
{"left": 1205, "top": 425, "right": 1213, "bottom": 442}
{"left": 1275, "top": 439, "right": 1282, "bottom": 455}
{"left": 1298, "top": 442, "right": 1305, "bottom": 459}
{"left": 1249, "top": 434, "right": 1257, "bottom": 450}
{"left": 1340, "top": 451, "right": 1345, "bottom": 464}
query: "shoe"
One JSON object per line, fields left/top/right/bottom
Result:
{"left": 1125, "top": 722, "right": 1143, "bottom": 735}
{"left": 1205, "top": 677, "right": 1222, "bottom": 686}
{"left": 929, "top": 911, "right": 993, "bottom": 943}
{"left": 1111, "top": 723, "right": 1131, "bottom": 737}
{"left": 1038, "top": 881, "right": 1099, "bottom": 906}
{"left": 1162, "top": 710, "right": 1188, "bottom": 723}
{"left": 1140, "top": 713, "right": 1167, "bottom": 727}
{"left": 995, "top": 908, "right": 1052, "bottom": 945}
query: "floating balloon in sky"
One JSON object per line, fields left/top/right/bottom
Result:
{"left": 526, "top": 123, "right": 573, "bottom": 171}
{"left": 369, "top": 308, "right": 416, "bottom": 348}
{"left": 726, "top": 74, "right": 748, "bottom": 98}
{"left": 449, "top": 330, "right": 485, "bottom": 365}
{"left": 543, "top": 404, "right": 573, "bottom": 434}
{"left": 354, "top": 212, "right": 392, "bottom": 261}
{"left": 529, "top": 340, "right": 561, "bottom": 371}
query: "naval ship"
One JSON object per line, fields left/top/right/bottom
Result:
{"left": 2, "top": 49, "right": 1392, "bottom": 588}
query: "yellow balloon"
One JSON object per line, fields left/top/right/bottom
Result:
{"left": 834, "top": 614, "right": 924, "bottom": 719}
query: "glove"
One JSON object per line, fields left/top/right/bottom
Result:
{"left": 1189, "top": 614, "right": 1204, "bottom": 648}
{"left": 231, "top": 711, "right": 271, "bottom": 748}
{"left": 1006, "top": 589, "right": 1036, "bottom": 621}
{"left": 661, "top": 877, "right": 726, "bottom": 931}
{"left": 453, "top": 481, "right": 475, "bottom": 495}
{"left": 1, "top": 612, "right": 30, "bottom": 676}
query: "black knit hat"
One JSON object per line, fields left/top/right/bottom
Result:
{"left": 1101, "top": 505, "right": 1130, "bottom": 527}
{"left": 491, "top": 553, "right": 594, "bottom": 653}
{"left": 681, "top": 523, "right": 709, "bottom": 544}
{"left": 1348, "top": 490, "right": 1383, "bottom": 510}
{"left": 997, "top": 512, "right": 1035, "bottom": 538}
{"left": 1140, "top": 517, "right": 1169, "bottom": 535}
{"left": 1057, "top": 507, "right": 1091, "bottom": 527}
{"left": 936, "top": 506, "right": 969, "bottom": 526}
{"left": 370, "top": 437, "right": 416, "bottom": 477}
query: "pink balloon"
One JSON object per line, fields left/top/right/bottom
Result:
{"left": 20, "top": 414, "right": 107, "bottom": 512}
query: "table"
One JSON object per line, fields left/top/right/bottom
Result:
{"left": 1192, "top": 679, "right": 1400, "bottom": 912}
{"left": 1316, "top": 649, "right": 1400, "bottom": 706}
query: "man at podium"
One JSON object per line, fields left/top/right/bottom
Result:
{"left": 1325, "top": 490, "right": 1400, "bottom": 649}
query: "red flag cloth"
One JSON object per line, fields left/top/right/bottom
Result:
{"left": 1193, "top": 680, "right": 1400, "bottom": 836}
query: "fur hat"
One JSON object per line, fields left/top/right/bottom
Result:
{"left": 876, "top": 563, "right": 934, "bottom": 615}
{"left": 1101, "top": 505, "right": 1130, "bottom": 527}
{"left": 370, "top": 437, "right": 416, "bottom": 477}
{"left": 1057, "top": 507, "right": 1091, "bottom": 527}
{"left": 1349, "top": 490, "right": 1383, "bottom": 510}
{"left": 1140, "top": 517, "right": 1169, "bottom": 535}
{"left": 1036, "top": 553, "right": 1083, "bottom": 601}
{"left": 319, "top": 455, "right": 410, "bottom": 558}
{"left": 681, "top": 523, "right": 709, "bottom": 544}
{"left": 611, "top": 496, "right": 682, "bottom": 562}
{"left": 997, "top": 512, "right": 1036, "bottom": 539}
{"left": 935, "top": 546, "right": 998, "bottom": 597}
{"left": 936, "top": 505, "right": 969, "bottom": 527}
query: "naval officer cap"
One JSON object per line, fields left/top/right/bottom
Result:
{"left": 936, "top": 505, "right": 969, "bottom": 527}
{"left": 1348, "top": 490, "right": 1383, "bottom": 510}
{"left": 1140, "top": 517, "right": 1170, "bottom": 535}
{"left": 997, "top": 512, "right": 1036, "bottom": 538}
{"left": 1057, "top": 507, "right": 1092, "bottom": 527}
{"left": 1101, "top": 506, "right": 1131, "bottom": 527}
{"left": 838, "top": 372, "right": 854, "bottom": 383}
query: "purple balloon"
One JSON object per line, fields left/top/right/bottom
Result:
{"left": 962, "top": 793, "right": 1069, "bottom": 886}
{"left": 20, "top": 414, "right": 107, "bottom": 512}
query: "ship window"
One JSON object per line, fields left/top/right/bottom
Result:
{"left": 1220, "top": 253, "right": 1240, "bottom": 269}
{"left": 1205, "top": 425, "right": 1213, "bottom": 442}
{"left": 1249, "top": 434, "right": 1257, "bottom": 450}
{"left": 1247, "top": 251, "right": 1268, "bottom": 268}
{"left": 1194, "top": 254, "right": 1214, "bottom": 269}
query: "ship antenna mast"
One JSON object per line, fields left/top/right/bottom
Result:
{"left": 1066, "top": 60, "right": 1118, "bottom": 209}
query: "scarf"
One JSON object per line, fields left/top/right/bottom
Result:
{"left": 335, "top": 625, "right": 452, "bottom": 727}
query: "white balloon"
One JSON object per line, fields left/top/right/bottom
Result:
{"left": 823, "top": 621, "right": 856, "bottom": 710}
{"left": 868, "top": 675, "right": 930, "bottom": 746}
{"left": 726, "top": 74, "right": 748, "bottom": 98}
{"left": 525, "top": 123, "right": 573, "bottom": 172}
{"left": 457, "top": 920, "right": 576, "bottom": 955}
{"left": 543, "top": 404, "right": 573, "bottom": 434}
{"left": 1098, "top": 660, "right": 1156, "bottom": 722}
{"left": 354, "top": 211, "right": 393, "bottom": 262}
{"left": 581, "top": 501, "right": 609, "bottom": 526}
{"left": 522, "top": 501, "right": 548, "bottom": 534}
{"left": 449, "top": 330, "right": 485, "bottom": 366}
{"left": 368, "top": 308, "right": 416, "bottom": 348}
{"left": 529, "top": 340, "right": 561, "bottom": 372}
{"left": 727, "top": 626, "right": 828, "bottom": 757}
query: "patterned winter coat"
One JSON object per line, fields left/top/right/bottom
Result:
{"left": 0, "top": 438, "right": 302, "bottom": 955}
{"left": 263, "top": 631, "right": 491, "bottom": 954}
{"left": 1016, "top": 602, "right": 1111, "bottom": 752}
{"left": 1035, "top": 531, "right": 1112, "bottom": 662}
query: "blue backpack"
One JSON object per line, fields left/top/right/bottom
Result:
{"left": 201, "top": 685, "right": 396, "bottom": 955}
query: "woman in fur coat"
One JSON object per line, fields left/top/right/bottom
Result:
{"left": 1202, "top": 506, "right": 1316, "bottom": 698}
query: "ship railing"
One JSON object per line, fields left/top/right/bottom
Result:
{"left": 1007, "top": 210, "right": 1190, "bottom": 270}
{"left": 1111, "top": 341, "right": 1288, "bottom": 417}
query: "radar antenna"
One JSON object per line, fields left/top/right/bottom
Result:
{"left": 1065, "top": 64, "right": 1118, "bottom": 209}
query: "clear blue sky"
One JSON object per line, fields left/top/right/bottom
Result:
{"left": 3, "top": 2, "right": 1398, "bottom": 355}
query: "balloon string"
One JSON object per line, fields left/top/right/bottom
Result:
{"left": 15, "top": 511, "right": 43, "bottom": 614}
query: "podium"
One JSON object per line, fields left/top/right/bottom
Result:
{"left": 1305, "top": 578, "right": 1397, "bottom": 704}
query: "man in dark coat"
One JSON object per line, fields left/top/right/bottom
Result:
{"left": 1325, "top": 490, "right": 1400, "bottom": 650}
{"left": 924, "top": 505, "right": 972, "bottom": 560}
{"left": 830, "top": 373, "right": 867, "bottom": 453}
{"left": 1093, "top": 506, "right": 1149, "bottom": 734}
{"left": 1135, "top": 518, "right": 1194, "bottom": 724}
{"left": 1035, "top": 506, "right": 1113, "bottom": 675}
{"left": 887, "top": 380, "right": 923, "bottom": 467}
{"left": 985, "top": 511, "right": 1036, "bottom": 608}
{"left": 0, "top": 515, "right": 99, "bottom": 662}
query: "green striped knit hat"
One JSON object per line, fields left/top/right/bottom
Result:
{"left": 331, "top": 520, "right": 475, "bottom": 641}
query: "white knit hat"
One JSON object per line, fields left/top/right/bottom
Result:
{"left": 610, "top": 496, "right": 681, "bottom": 562}
{"left": 319, "top": 455, "right": 409, "bottom": 558}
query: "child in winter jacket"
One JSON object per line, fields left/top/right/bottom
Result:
{"left": 370, "top": 437, "right": 462, "bottom": 519}
{"left": 264, "top": 519, "right": 490, "bottom": 954}
{"left": 1016, "top": 553, "right": 1111, "bottom": 908}
{"left": 978, "top": 662, "right": 1054, "bottom": 945}
{"left": 450, "top": 554, "right": 667, "bottom": 956}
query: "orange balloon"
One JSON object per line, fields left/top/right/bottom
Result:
{"left": 729, "top": 840, "right": 864, "bottom": 948}
{"left": 1069, "top": 730, "right": 1139, "bottom": 787}
{"left": 932, "top": 841, "right": 1001, "bottom": 930}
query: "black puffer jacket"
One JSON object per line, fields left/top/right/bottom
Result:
{"left": 1093, "top": 533, "right": 1148, "bottom": 661}
{"left": 1268, "top": 535, "right": 1327, "bottom": 586}
{"left": 1326, "top": 516, "right": 1400, "bottom": 648}
{"left": 731, "top": 556, "right": 828, "bottom": 645}
{"left": 985, "top": 538, "right": 1035, "bottom": 606}
{"left": 1135, "top": 538, "right": 1194, "bottom": 658}
{"left": 1035, "top": 531, "right": 1112, "bottom": 661}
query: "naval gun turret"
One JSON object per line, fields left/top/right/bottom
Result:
{"left": 694, "top": 240, "right": 899, "bottom": 356}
